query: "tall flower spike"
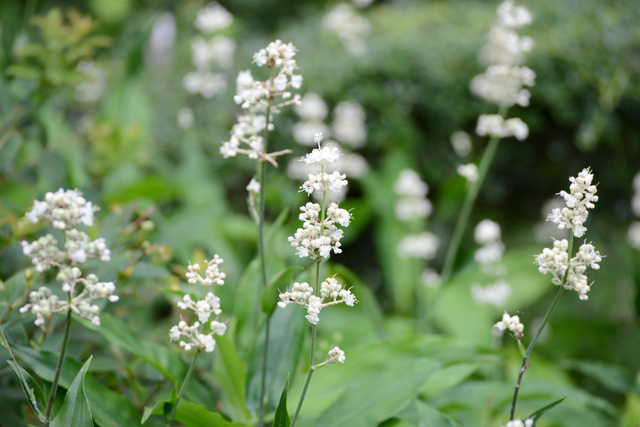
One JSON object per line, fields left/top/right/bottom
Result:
{"left": 547, "top": 167, "right": 598, "bottom": 238}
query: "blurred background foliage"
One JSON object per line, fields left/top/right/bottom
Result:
{"left": 0, "top": 0, "right": 639, "bottom": 426}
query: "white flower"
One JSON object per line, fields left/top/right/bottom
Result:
{"left": 476, "top": 114, "right": 529, "bottom": 140}
{"left": 331, "top": 100, "right": 367, "bottom": 148}
{"left": 323, "top": 4, "right": 371, "bottom": 56}
{"left": 547, "top": 168, "right": 599, "bottom": 237}
{"left": 280, "top": 279, "right": 357, "bottom": 324}
{"left": 397, "top": 233, "right": 440, "bottom": 260}
{"left": 494, "top": 311, "right": 524, "bottom": 339}
{"left": 246, "top": 178, "right": 261, "bottom": 194}
{"left": 471, "top": 280, "right": 511, "bottom": 306}
{"left": 295, "top": 93, "right": 328, "bottom": 121}
{"left": 450, "top": 131, "right": 472, "bottom": 156}
{"left": 475, "top": 219, "right": 501, "bottom": 244}
{"left": 193, "top": 2, "right": 233, "bottom": 32}
{"left": 457, "top": 163, "right": 479, "bottom": 183}
{"left": 627, "top": 222, "right": 640, "bottom": 249}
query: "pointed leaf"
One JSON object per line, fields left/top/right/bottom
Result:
{"left": 526, "top": 398, "right": 565, "bottom": 425}
{"left": 7, "top": 360, "right": 47, "bottom": 421}
{"left": 415, "top": 400, "right": 459, "bottom": 427}
{"left": 144, "top": 396, "right": 246, "bottom": 427}
{"left": 50, "top": 356, "right": 93, "bottom": 427}
{"left": 261, "top": 267, "right": 303, "bottom": 316}
{"left": 273, "top": 376, "right": 291, "bottom": 427}
{"left": 214, "top": 335, "right": 251, "bottom": 422}
{"left": 163, "top": 386, "right": 179, "bottom": 425}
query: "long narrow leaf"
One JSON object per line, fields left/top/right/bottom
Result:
{"left": 526, "top": 398, "right": 565, "bottom": 426}
{"left": 272, "top": 376, "right": 291, "bottom": 427}
{"left": 50, "top": 356, "right": 93, "bottom": 427}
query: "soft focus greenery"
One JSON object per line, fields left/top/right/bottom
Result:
{"left": 0, "top": 0, "right": 639, "bottom": 426}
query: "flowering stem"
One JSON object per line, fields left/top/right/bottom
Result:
{"left": 43, "top": 298, "right": 72, "bottom": 427}
{"left": 422, "top": 105, "right": 508, "bottom": 330}
{"left": 257, "top": 66, "right": 275, "bottom": 426}
{"left": 290, "top": 260, "right": 321, "bottom": 427}
{"left": 166, "top": 349, "right": 200, "bottom": 427}
{"left": 509, "top": 234, "right": 574, "bottom": 420}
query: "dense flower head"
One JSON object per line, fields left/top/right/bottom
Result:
{"left": 25, "top": 188, "right": 96, "bottom": 230}
{"left": 494, "top": 311, "right": 524, "bottom": 340}
{"left": 547, "top": 168, "right": 598, "bottom": 238}
{"left": 288, "top": 202, "right": 351, "bottom": 260}
{"left": 278, "top": 278, "right": 357, "bottom": 324}
{"left": 170, "top": 256, "right": 227, "bottom": 353}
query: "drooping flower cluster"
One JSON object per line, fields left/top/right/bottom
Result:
{"left": 323, "top": 3, "right": 372, "bottom": 56}
{"left": 627, "top": 172, "right": 640, "bottom": 249}
{"left": 183, "top": 2, "right": 235, "bottom": 98}
{"left": 278, "top": 278, "right": 356, "bottom": 325}
{"left": 494, "top": 311, "right": 524, "bottom": 340}
{"left": 169, "top": 258, "right": 227, "bottom": 353}
{"left": 502, "top": 419, "right": 533, "bottom": 427}
{"left": 536, "top": 239, "right": 602, "bottom": 301}
{"left": 20, "top": 189, "right": 117, "bottom": 327}
{"left": 546, "top": 168, "right": 598, "bottom": 238}
{"left": 220, "top": 40, "right": 302, "bottom": 167}
{"left": 394, "top": 169, "right": 433, "bottom": 221}
{"left": 288, "top": 134, "right": 353, "bottom": 260}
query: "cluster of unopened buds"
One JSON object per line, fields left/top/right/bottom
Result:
{"left": 494, "top": 311, "right": 524, "bottom": 340}
{"left": 313, "top": 347, "right": 346, "bottom": 370}
{"left": 503, "top": 419, "right": 533, "bottom": 427}
{"left": 393, "top": 169, "right": 433, "bottom": 221}
{"left": 278, "top": 278, "right": 357, "bottom": 325}
{"left": 221, "top": 40, "right": 302, "bottom": 167}
{"left": 20, "top": 190, "right": 117, "bottom": 328}
{"left": 170, "top": 257, "right": 227, "bottom": 353}
{"left": 547, "top": 168, "right": 598, "bottom": 238}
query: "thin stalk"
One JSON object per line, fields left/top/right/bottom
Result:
{"left": 166, "top": 349, "right": 200, "bottom": 427}
{"left": 257, "top": 66, "right": 275, "bottom": 426}
{"left": 509, "top": 234, "right": 574, "bottom": 420}
{"left": 43, "top": 299, "right": 73, "bottom": 426}
{"left": 422, "top": 105, "right": 508, "bottom": 330}
{"left": 290, "top": 260, "right": 321, "bottom": 427}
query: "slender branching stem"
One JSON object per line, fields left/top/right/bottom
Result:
{"left": 43, "top": 297, "right": 72, "bottom": 427}
{"left": 422, "top": 104, "right": 509, "bottom": 330}
{"left": 509, "top": 233, "right": 574, "bottom": 420}
{"left": 166, "top": 349, "right": 200, "bottom": 427}
{"left": 257, "top": 65, "right": 275, "bottom": 426}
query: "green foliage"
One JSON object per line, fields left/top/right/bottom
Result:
{"left": 273, "top": 376, "right": 291, "bottom": 427}
{"left": 50, "top": 356, "right": 93, "bottom": 427}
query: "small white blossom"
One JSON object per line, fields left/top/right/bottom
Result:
{"left": 503, "top": 419, "right": 534, "bottom": 427}
{"left": 246, "top": 178, "right": 261, "bottom": 194}
{"left": 457, "top": 163, "right": 479, "bottom": 183}
{"left": 279, "top": 279, "right": 357, "bottom": 324}
{"left": 331, "top": 100, "right": 367, "bottom": 148}
{"left": 546, "top": 168, "right": 598, "bottom": 238}
{"left": 475, "top": 219, "right": 501, "bottom": 245}
{"left": 494, "top": 311, "right": 524, "bottom": 339}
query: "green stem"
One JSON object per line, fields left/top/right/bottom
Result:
{"left": 257, "top": 66, "right": 274, "bottom": 426}
{"left": 422, "top": 104, "right": 508, "bottom": 330}
{"left": 290, "top": 260, "right": 321, "bottom": 427}
{"left": 44, "top": 300, "right": 72, "bottom": 427}
{"left": 166, "top": 349, "right": 200, "bottom": 427}
{"left": 509, "top": 233, "right": 574, "bottom": 420}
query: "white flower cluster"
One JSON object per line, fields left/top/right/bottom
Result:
{"left": 20, "top": 190, "right": 117, "bottom": 327}
{"left": 626, "top": 172, "right": 640, "bottom": 249}
{"left": 278, "top": 278, "right": 357, "bottom": 325}
{"left": 502, "top": 419, "right": 533, "bottom": 427}
{"left": 457, "top": 163, "right": 479, "bottom": 184}
{"left": 170, "top": 257, "right": 227, "bottom": 353}
{"left": 471, "top": 0, "right": 535, "bottom": 108}
{"left": 476, "top": 114, "right": 529, "bottom": 141}
{"left": 494, "top": 311, "right": 524, "bottom": 340}
{"left": 450, "top": 131, "right": 472, "bottom": 157}
{"left": 394, "top": 169, "right": 433, "bottom": 221}
{"left": 183, "top": 2, "right": 235, "bottom": 98}
{"left": 471, "top": 280, "right": 511, "bottom": 306}
{"left": 25, "top": 188, "right": 95, "bottom": 229}
{"left": 314, "top": 346, "right": 346, "bottom": 369}
{"left": 536, "top": 239, "right": 602, "bottom": 301}
{"left": 323, "top": 3, "right": 372, "bottom": 56}
{"left": 546, "top": 168, "right": 598, "bottom": 238}
{"left": 288, "top": 202, "right": 351, "bottom": 259}
{"left": 396, "top": 232, "right": 440, "bottom": 260}
{"left": 220, "top": 40, "right": 302, "bottom": 166}
{"left": 471, "top": 219, "right": 510, "bottom": 305}
{"left": 75, "top": 60, "right": 106, "bottom": 103}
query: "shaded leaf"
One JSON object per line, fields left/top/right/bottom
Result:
{"left": 7, "top": 360, "right": 47, "bottom": 421}
{"left": 273, "top": 376, "right": 291, "bottom": 427}
{"left": 50, "top": 356, "right": 93, "bottom": 427}
{"left": 261, "top": 266, "right": 303, "bottom": 316}
{"left": 144, "top": 396, "right": 246, "bottom": 427}
{"left": 214, "top": 335, "right": 251, "bottom": 423}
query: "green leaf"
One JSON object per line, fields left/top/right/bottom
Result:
{"left": 144, "top": 397, "right": 247, "bottom": 427}
{"left": 6, "top": 64, "right": 41, "bottom": 80}
{"left": 414, "top": 400, "right": 460, "bottom": 427}
{"left": 273, "top": 376, "right": 291, "bottom": 427}
{"left": 50, "top": 356, "right": 93, "bottom": 427}
{"left": 0, "top": 271, "right": 28, "bottom": 321}
{"left": 214, "top": 335, "right": 251, "bottom": 423}
{"left": 162, "top": 386, "right": 178, "bottom": 425}
{"left": 261, "top": 267, "right": 303, "bottom": 316}
{"left": 313, "top": 358, "right": 441, "bottom": 427}
{"left": 561, "top": 360, "right": 634, "bottom": 394}
{"left": 266, "top": 206, "right": 290, "bottom": 248}
{"left": 233, "top": 258, "right": 261, "bottom": 358}
{"left": 7, "top": 360, "right": 47, "bottom": 421}
{"left": 526, "top": 398, "right": 565, "bottom": 426}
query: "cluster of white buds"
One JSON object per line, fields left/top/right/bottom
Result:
{"left": 25, "top": 188, "right": 96, "bottom": 229}
{"left": 314, "top": 346, "right": 346, "bottom": 369}
{"left": 536, "top": 239, "right": 602, "bottom": 300}
{"left": 323, "top": 3, "right": 372, "bottom": 56}
{"left": 457, "top": 163, "right": 479, "bottom": 183}
{"left": 494, "top": 311, "right": 524, "bottom": 340}
{"left": 20, "top": 190, "right": 117, "bottom": 328}
{"left": 471, "top": 0, "right": 535, "bottom": 108}
{"left": 396, "top": 232, "right": 440, "bottom": 260}
{"left": 220, "top": 40, "right": 301, "bottom": 167}
{"left": 503, "top": 419, "right": 533, "bottom": 427}
{"left": 476, "top": 114, "right": 529, "bottom": 141}
{"left": 289, "top": 134, "right": 353, "bottom": 260}
{"left": 474, "top": 219, "right": 506, "bottom": 275}
{"left": 547, "top": 168, "right": 598, "bottom": 238}
{"left": 394, "top": 169, "right": 433, "bottom": 221}
{"left": 170, "top": 256, "right": 227, "bottom": 353}
{"left": 278, "top": 278, "right": 357, "bottom": 325}
{"left": 183, "top": 2, "right": 234, "bottom": 99}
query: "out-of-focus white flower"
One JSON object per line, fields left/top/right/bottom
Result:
{"left": 471, "top": 280, "right": 511, "bottom": 306}
{"left": 296, "top": 92, "right": 329, "bottom": 121}
{"left": 397, "top": 232, "right": 440, "bottom": 260}
{"left": 476, "top": 114, "right": 529, "bottom": 140}
{"left": 194, "top": 2, "right": 233, "bottom": 33}
{"left": 475, "top": 219, "right": 501, "bottom": 244}
{"left": 394, "top": 169, "right": 428, "bottom": 198}
{"left": 331, "top": 100, "right": 367, "bottom": 148}
{"left": 451, "top": 131, "right": 472, "bottom": 156}
{"left": 177, "top": 107, "right": 195, "bottom": 129}
{"left": 246, "top": 178, "right": 260, "bottom": 194}
{"left": 628, "top": 222, "right": 640, "bottom": 249}
{"left": 421, "top": 268, "right": 441, "bottom": 287}
{"left": 457, "top": 163, "right": 479, "bottom": 183}
{"left": 292, "top": 121, "right": 331, "bottom": 146}
{"left": 75, "top": 60, "right": 106, "bottom": 103}
{"left": 394, "top": 169, "right": 432, "bottom": 221}
{"left": 502, "top": 418, "right": 534, "bottom": 427}
{"left": 146, "top": 13, "right": 177, "bottom": 66}
{"left": 323, "top": 3, "right": 371, "bottom": 56}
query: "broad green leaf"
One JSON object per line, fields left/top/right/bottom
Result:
{"left": 272, "top": 376, "right": 291, "bottom": 427}
{"left": 144, "top": 397, "right": 247, "bottom": 427}
{"left": 621, "top": 392, "right": 640, "bottom": 427}
{"left": 50, "top": 356, "right": 93, "bottom": 427}
{"left": 561, "top": 360, "right": 634, "bottom": 394}
{"left": 214, "top": 335, "right": 251, "bottom": 423}
{"left": 313, "top": 358, "right": 441, "bottom": 427}
{"left": 261, "top": 266, "right": 303, "bottom": 316}
{"left": 233, "top": 258, "right": 261, "bottom": 358}
{"left": 415, "top": 400, "right": 460, "bottom": 427}
{"left": 526, "top": 397, "right": 565, "bottom": 425}
{"left": 419, "top": 362, "right": 480, "bottom": 398}
{"left": 7, "top": 360, "right": 47, "bottom": 421}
